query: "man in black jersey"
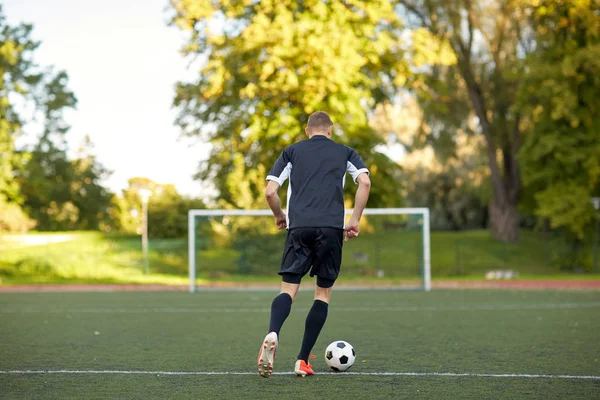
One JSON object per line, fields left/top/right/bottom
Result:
{"left": 257, "top": 111, "right": 371, "bottom": 377}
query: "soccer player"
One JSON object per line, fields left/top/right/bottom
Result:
{"left": 257, "top": 111, "right": 371, "bottom": 378}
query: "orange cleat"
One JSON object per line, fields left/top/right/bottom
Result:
{"left": 294, "top": 359, "right": 314, "bottom": 377}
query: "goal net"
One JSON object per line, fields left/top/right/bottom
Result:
{"left": 188, "top": 208, "right": 431, "bottom": 292}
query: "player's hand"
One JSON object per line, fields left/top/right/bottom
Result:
{"left": 275, "top": 212, "right": 287, "bottom": 230}
{"left": 344, "top": 218, "right": 360, "bottom": 241}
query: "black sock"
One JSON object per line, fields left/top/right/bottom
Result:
{"left": 298, "top": 300, "right": 329, "bottom": 362}
{"left": 268, "top": 293, "right": 293, "bottom": 336}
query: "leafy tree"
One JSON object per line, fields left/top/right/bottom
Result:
{"left": 19, "top": 147, "right": 113, "bottom": 231}
{"left": 69, "top": 137, "right": 114, "bottom": 230}
{"left": 20, "top": 148, "right": 79, "bottom": 230}
{"left": 401, "top": 0, "right": 533, "bottom": 241}
{"left": 148, "top": 185, "right": 205, "bottom": 238}
{"left": 114, "top": 177, "right": 157, "bottom": 234}
{"left": 0, "top": 198, "right": 34, "bottom": 232}
{"left": 115, "top": 177, "right": 205, "bottom": 238}
{"left": 518, "top": 0, "right": 600, "bottom": 239}
{"left": 0, "top": 7, "right": 39, "bottom": 231}
{"left": 405, "top": 167, "right": 488, "bottom": 231}
{"left": 170, "top": 0, "right": 405, "bottom": 209}
{"left": 372, "top": 100, "right": 489, "bottom": 230}
{"left": 0, "top": 6, "right": 99, "bottom": 232}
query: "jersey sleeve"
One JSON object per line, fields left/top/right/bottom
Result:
{"left": 346, "top": 148, "right": 369, "bottom": 184}
{"left": 266, "top": 148, "right": 292, "bottom": 186}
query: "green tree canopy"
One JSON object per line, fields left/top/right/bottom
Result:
{"left": 518, "top": 0, "right": 600, "bottom": 239}
{"left": 114, "top": 177, "right": 205, "bottom": 238}
{"left": 371, "top": 99, "right": 489, "bottom": 230}
{"left": 0, "top": 6, "right": 80, "bottom": 231}
{"left": 19, "top": 136, "right": 113, "bottom": 231}
{"left": 0, "top": 7, "right": 39, "bottom": 231}
{"left": 0, "top": 6, "right": 115, "bottom": 232}
{"left": 400, "top": 0, "right": 533, "bottom": 242}
{"left": 170, "top": 0, "right": 406, "bottom": 209}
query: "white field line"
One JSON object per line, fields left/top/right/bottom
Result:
{"left": 0, "top": 370, "right": 598, "bottom": 380}
{"left": 1, "top": 302, "right": 600, "bottom": 314}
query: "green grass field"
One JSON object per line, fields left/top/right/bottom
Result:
{"left": 0, "top": 229, "right": 596, "bottom": 285}
{"left": 1, "top": 289, "right": 599, "bottom": 399}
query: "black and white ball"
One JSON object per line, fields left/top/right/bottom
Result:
{"left": 324, "top": 341, "right": 355, "bottom": 372}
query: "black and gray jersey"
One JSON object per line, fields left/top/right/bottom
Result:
{"left": 266, "top": 135, "right": 369, "bottom": 230}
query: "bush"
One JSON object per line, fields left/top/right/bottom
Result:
{"left": 0, "top": 200, "right": 35, "bottom": 233}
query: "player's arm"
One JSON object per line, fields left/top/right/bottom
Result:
{"left": 266, "top": 149, "right": 291, "bottom": 229}
{"left": 351, "top": 173, "right": 371, "bottom": 221}
{"left": 346, "top": 173, "right": 371, "bottom": 240}
{"left": 345, "top": 148, "right": 371, "bottom": 240}
{"left": 265, "top": 180, "right": 286, "bottom": 229}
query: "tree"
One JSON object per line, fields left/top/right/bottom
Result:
{"left": 115, "top": 177, "right": 205, "bottom": 238}
{"left": 19, "top": 138, "right": 113, "bottom": 231}
{"left": 0, "top": 6, "right": 86, "bottom": 232}
{"left": 0, "top": 7, "right": 39, "bottom": 231}
{"left": 371, "top": 100, "right": 489, "bottom": 230}
{"left": 401, "top": 0, "right": 532, "bottom": 241}
{"left": 518, "top": 0, "right": 600, "bottom": 239}
{"left": 69, "top": 137, "right": 114, "bottom": 230}
{"left": 170, "top": 0, "right": 405, "bottom": 209}
{"left": 147, "top": 184, "right": 205, "bottom": 238}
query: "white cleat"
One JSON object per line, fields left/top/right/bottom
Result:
{"left": 257, "top": 332, "right": 278, "bottom": 378}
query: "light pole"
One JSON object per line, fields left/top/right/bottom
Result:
{"left": 140, "top": 189, "right": 152, "bottom": 275}
{"left": 592, "top": 197, "right": 600, "bottom": 273}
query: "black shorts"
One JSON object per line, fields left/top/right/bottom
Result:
{"left": 279, "top": 227, "right": 343, "bottom": 288}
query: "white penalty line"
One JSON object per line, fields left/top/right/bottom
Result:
{"left": 0, "top": 370, "right": 598, "bottom": 380}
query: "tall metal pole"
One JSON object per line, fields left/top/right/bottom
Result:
{"left": 140, "top": 189, "right": 152, "bottom": 275}
{"left": 592, "top": 198, "right": 600, "bottom": 273}
{"left": 142, "top": 198, "right": 149, "bottom": 274}
{"left": 188, "top": 210, "right": 196, "bottom": 293}
{"left": 594, "top": 215, "right": 599, "bottom": 273}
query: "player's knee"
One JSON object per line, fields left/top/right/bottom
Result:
{"left": 314, "top": 285, "right": 332, "bottom": 304}
{"left": 314, "top": 293, "right": 330, "bottom": 304}
{"left": 280, "top": 281, "right": 300, "bottom": 302}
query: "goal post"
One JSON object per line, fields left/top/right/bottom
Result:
{"left": 188, "top": 208, "right": 431, "bottom": 293}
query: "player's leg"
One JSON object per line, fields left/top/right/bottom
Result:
{"left": 294, "top": 278, "right": 334, "bottom": 377}
{"left": 294, "top": 228, "right": 343, "bottom": 377}
{"left": 270, "top": 228, "right": 313, "bottom": 335}
{"left": 258, "top": 280, "right": 300, "bottom": 378}
{"left": 299, "top": 281, "right": 333, "bottom": 362}
{"left": 268, "top": 280, "right": 299, "bottom": 336}
{"left": 258, "top": 229, "right": 312, "bottom": 378}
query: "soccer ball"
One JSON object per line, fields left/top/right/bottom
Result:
{"left": 324, "top": 341, "right": 355, "bottom": 372}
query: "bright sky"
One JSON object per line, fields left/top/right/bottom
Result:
{"left": 4, "top": 0, "right": 209, "bottom": 197}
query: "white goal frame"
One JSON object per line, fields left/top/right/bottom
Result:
{"left": 188, "top": 208, "right": 431, "bottom": 293}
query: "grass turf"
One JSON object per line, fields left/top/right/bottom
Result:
{"left": 1, "top": 289, "right": 599, "bottom": 399}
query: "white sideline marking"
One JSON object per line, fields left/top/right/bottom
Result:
{"left": 0, "top": 370, "right": 598, "bottom": 380}
{"left": 1, "top": 302, "right": 600, "bottom": 314}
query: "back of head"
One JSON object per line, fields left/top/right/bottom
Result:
{"left": 307, "top": 111, "right": 333, "bottom": 136}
